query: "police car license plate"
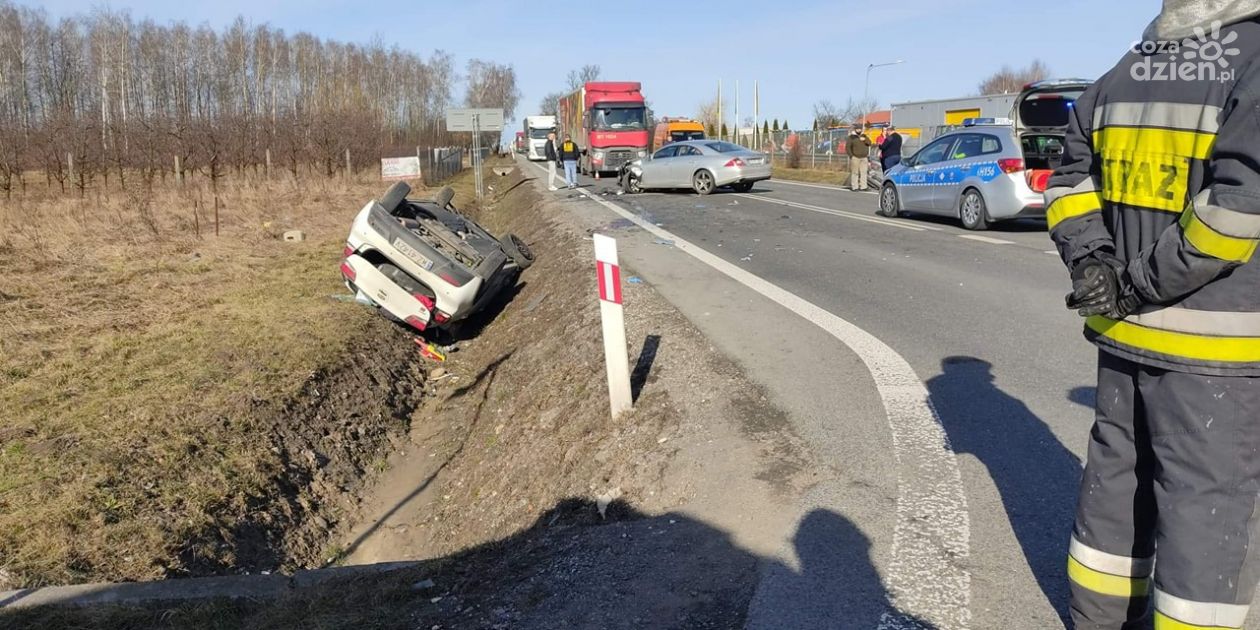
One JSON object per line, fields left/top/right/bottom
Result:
{"left": 393, "top": 238, "right": 435, "bottom": 271}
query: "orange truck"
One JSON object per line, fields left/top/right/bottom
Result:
{"left": 651, "top": 117, "right": 706, "bottom": 151}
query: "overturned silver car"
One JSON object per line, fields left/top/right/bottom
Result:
{"left": 339, "top": 182, "right": 533, "bottom": 331}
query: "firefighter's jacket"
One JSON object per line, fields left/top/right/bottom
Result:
{"left": 1048, "top": 18, "right": 1260, "bottom": 375}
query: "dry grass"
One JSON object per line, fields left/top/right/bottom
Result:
{"left": 772, "top": 165, "right": 851, "bottom": 185}
{"left": 0, "top": 171, "right": 446, "bottom": 587}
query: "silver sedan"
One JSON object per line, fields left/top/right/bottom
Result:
{"left": 620, "top": 140, "right": 772, "bottom": 195}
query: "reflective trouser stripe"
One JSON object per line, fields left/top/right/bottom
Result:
{"left": 1070, "top": 537, "right": 1154, "bottom": 577}
{"left": 1087, "top": 316, "right": 1260, "bottom": 364}
{"left": 1181, "top": 206, "right": 1259, "bottom": 263}
{"left": 1155, "top": 589, "right": 1250, "bottom": 629}
{"left": 1068, "top": 556, "right": 1151, "bottom": 598}
{"left": 1155, "top": 611, "right": 1237, "bottom": 630}
{"left": 1048, "top": 190, "right": 1104, "bottom": 229}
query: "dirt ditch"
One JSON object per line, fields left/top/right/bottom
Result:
{"left": 3, "top": 161, "right": 815, "bottom": 628}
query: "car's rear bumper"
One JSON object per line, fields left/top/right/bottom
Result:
{"left": 716, "top": 164, "right": 773, "bottom": 186}
{"left": 982, "top": 173, "right": 1046, "bottom": 221}
{"left": 342, "top": 254, "right": 432, "bottom": 330}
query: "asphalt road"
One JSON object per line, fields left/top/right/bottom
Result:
{"left": 520, "top": 160, "right": 1192, "bottom": 628}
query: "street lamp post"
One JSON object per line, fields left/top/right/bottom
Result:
{"left": 863, "top": 60, "right": 904, "bottom": 126}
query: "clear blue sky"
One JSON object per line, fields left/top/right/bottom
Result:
{"left": 38, "top": 0, "right": 1154, "bottom": 138}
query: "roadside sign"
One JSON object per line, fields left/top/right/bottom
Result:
{"left": 445, "top": 108, "right": 505, "bottom": 132}
{"left": 380, "top": 156, "right": 421, "bottom": 181}
{"left": 445, "top": 108, "right": 504, "bottom": 199}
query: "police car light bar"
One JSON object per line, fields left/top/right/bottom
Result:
{"left": 961, "top": 117, "right": 1013, "bottom": 127}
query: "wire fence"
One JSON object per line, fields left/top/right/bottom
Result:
{"left": 421, "top": 147, "right": 464, "bottom": 186}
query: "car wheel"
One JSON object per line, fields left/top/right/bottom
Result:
{"left": 732, "top": 181, "right": 754, "bottom": 193}
{"left": 879, "top": 184, "right": 902, "bottom": 217}
{"left": 379, "top": 182, "right": 411, "bottom": 213}
{"left": 623, "top": 172, "right": 643, "bottom": 194}
{"left": 959, "top": 188, "right": 990, "bottom": 230}
{"left": 692, "top": 170, "right": 716, "bottom": 195}
{"left": 501, "top": 233, "right": 535, "bottom": 270}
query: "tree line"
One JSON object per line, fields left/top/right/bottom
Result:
{"left": 0, "top": 2, "right": 520, "bottom": 195}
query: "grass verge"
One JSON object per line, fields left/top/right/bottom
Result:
{"left": 0, "top": 171, "right": 443, "bottom": 587}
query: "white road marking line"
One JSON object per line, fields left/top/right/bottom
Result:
{"left": 771, "top": 178, "right": 851, "bottom": 191}
{"left": 1044, "top": 250, "right": 1059, "bottom": 255}
{"left": 957, "top": 234, "right": 1015, "bottom": 245}
{"left": 733, "top": 193, "right": 943, "bottom": 232}
{"left": 530, "top": 160, "right": 972, "bottom": 628}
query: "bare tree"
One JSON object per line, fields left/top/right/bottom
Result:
{"left": 0, "top": 0, "right": 481, "bottom": 191}
{"left": 539, "top": 91, "right": 563, "bottom": 116}
{"left": 813, "top": 100, "right": 843, "bottom": 129}
{"left": 978, "top": 59, "right": 1050, "bottom": 95}
{"left": 696, "top": 96, "right": 720, "bottom": 135}
{"left": 566, "top": 64, "right": 600, "bottom": 91}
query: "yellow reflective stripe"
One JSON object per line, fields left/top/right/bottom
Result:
{"left": 1068, "top": 556, "right": 1151, "bottom": 598}
{"left": 1156, "top": 589, "right": 1251, "bottom": 628}
{"left": 1181, "top": 207, "right": 1259, "bottom": 263}
{"left": 1155, "top": 611, "right": 1236, "bottom": 630}
{"left": 1094, "top": 127, "right": 1217, "bottom": 161}
{"left": 1088, "top": 316, "right": 1260, "bottom": 363}
{"left": 1047, "top": 191, "right": 1104, "bottom": 229}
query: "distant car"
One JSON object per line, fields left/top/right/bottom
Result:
{"left": 340, "top": 182, "right": 534, "bottom": 332}
{"left": 619, "top": 140, "right": 772, "bottom": 195}
{"left": 878, "top": 79, "right": 1090, "bottom": 230}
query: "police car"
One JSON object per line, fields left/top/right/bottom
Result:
{"left": 878, "top": 79, "right": 1090, "bottom": 229}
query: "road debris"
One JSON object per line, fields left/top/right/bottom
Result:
{"left": 283, "top": 230, "right": 306, "bottom": 242}
{"left": 626, "top": 276, "right": 644, "bottom": 284}
{"left": 416, "top": 339, "right": 448, "bottom": 362}
{"left": 653, "top": 238, "right": 675, "bottom": 247}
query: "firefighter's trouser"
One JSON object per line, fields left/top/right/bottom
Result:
{"left": 1070, "top": 351, "right": 1260, "bottom": 629}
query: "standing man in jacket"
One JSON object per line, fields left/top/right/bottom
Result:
{"left": 558, "top": 133, "right": 581, "bottom": 189}
{"left": 845, "top": 124, "right": 872, "bottom": 191}
{"left": 1048, "top": 4, "right": 1260, "bottom": 628}
{"left": 880, "top": 126, "right": 903, "bottom": 172}
{"left": 544, "top": 131, "right": 559, "bottom": 191}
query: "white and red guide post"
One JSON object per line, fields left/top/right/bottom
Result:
{"left": 594, "top": 233, "right": 632, "bottom": 417}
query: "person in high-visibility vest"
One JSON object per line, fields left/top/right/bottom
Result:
{"left": 1048, "top": 4, "right": 1260, "bottom": 629}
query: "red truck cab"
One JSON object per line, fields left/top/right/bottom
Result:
{"left": 558, "top": 81, "right": 649, "bottom": 175}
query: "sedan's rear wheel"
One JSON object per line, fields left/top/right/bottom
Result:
{"left": 960, "top": 189, "right": 990, "bottom": 230}
{"left": 879, "top": 184, "right": 901, "bottom": 217}
{"left": 692, "top": 170, "right": 715, "bottom": 195}
{"left": 732, "top": 181, "right": 754, "bottom": 193}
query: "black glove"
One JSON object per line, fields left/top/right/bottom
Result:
{"left": 1065, "top": 254, "right": 1142, "bottom": 319}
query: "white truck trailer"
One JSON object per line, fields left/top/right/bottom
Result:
{"left": 523, "top": 115, "right": 558, "bottom": 161}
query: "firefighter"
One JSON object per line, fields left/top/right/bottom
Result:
{"left": 1048, "top": 3, "right": 1260, "bottom": 629}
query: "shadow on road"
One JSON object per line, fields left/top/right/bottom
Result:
{"left": 747, "top": 509, "right": 938, "bottom": 629}
{"left": 3, "top": 500, "right": 935, "bottom": 629}
{"left": 927, "top": 356, "right": 1080, "bottom": 626}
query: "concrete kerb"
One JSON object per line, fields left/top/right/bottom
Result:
{"left": 0, "top": 561, "right": 420, "bottom": 611}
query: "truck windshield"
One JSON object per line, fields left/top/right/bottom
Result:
{"left": 528, "top": 128, "right": 554, "bottom": 139}
{"left": 593, "top": 106, "right": 647, "bottom": 131}
{"left": 670, "top": 131, "right": 705, "bottom": 142}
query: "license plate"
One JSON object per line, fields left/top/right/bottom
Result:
{"left": 393, "top": 237, "right": 434, "bottom": 270}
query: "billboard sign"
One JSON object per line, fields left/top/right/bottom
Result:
{"left": 380, "top": 156, "right": 421, "bottom": 181}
